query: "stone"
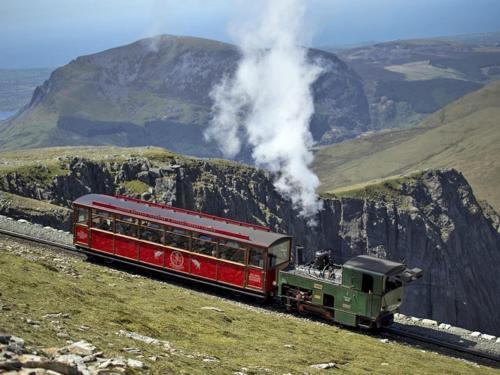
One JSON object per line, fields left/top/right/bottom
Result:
{"left": 283, "top": 344, "right": 294, "bottom": 348}
{"left": 0, "top": 359, "right": 22, "bottom": 371}
{"left": 0, "top": 334, "right": 11, "bottom": 344}
{"left": 18, "top": 369, "right": 48, "bottom": 375}
{"left": 7, "top": 336, "right": 25, "bottom": 353}
{"left": 98, "top": 358, "right": 126, "bottom": 369}
{"left": 17, "top": 219, "right": 29, "bottom": 224}
{"left": 42, "top": 358, "right": 82, "bottom": 375}
{"left": 480, "top": 334, "right": 496, "bottom": 341}
{"left": 18, "top": 354, "right": 46, "bottom": 366}
{"left": 438, "top": 323, "right": 451, "bottom": 330}
{"left": 379, "top": 339, "right": 389, "bottom": 343}
{"left": 470, "top": 331, "right": 481, "bottom": 337}
{"left": 82, "top": 352, "right": 103, "bottom": 362}
{"left": 41, "top": 347, "right": 60, "bottom": 357}
{"left": 200, "top": 306, "right": 224, "bottom": 312}
{"left": 421, "top": 319, "right": 438, "bottom": 326}
{"left": 27, "top": 319, "right": 41, "bottom": 325}
{"left": 122, "top": 347, "right": 141, "bottom": 354}
{"left": 66, "top": 340, "right": 96, "bottom": 356}
{"left": 310, "top": 362, "right": 337, "bottom": 369}
{"left": 127, "top": 358, "right": 146, "bottom": 369}
{"left": 410, "top": 317, "right": 420, "bottom": 322}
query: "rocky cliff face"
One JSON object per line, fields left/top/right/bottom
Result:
{"left": 0, "top": 35, "right": 370, "bottom": 154}
{"left": 1, "top": 155, "right": 499, "bottom": 335}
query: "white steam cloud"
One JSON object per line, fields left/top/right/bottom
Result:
{"left": 205, "top": 0, "right": 323, "bottom": 221}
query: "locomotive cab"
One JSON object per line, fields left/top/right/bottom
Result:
{"left": 341, "top": 255, "right": 422, "bottom": 328}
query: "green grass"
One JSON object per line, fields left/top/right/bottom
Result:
{"left": 0, "top": 238, "right": 495, "bottom": 374}
{"left": 313, "top": 81, "right": 500, "bottom": 211}
{"left": 321, "top": 173, "right": 423, "bottom": 203}
{"left": 0, "top": 163, "right": 68, "bottom": 187}
{"left": 0, "top": 191, "right": 67, "bottom": 212}
{"left": 123, "top": 180, "right": 150, "bottom": 195}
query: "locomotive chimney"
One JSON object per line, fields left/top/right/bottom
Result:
{"left": 295, "top": 246, "right": 304, "bottom": 265}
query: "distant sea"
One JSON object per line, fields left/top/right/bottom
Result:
{"left": 0, "top": 110, "right": 16, "bottom": 121}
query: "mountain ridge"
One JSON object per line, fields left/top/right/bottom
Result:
{"left": 0, "top": 34, "right": 371, "bottom": 155}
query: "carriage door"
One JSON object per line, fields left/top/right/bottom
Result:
{"left": 74, "top": 206, "right": 90, "bottom": 246}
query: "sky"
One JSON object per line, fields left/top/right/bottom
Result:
{"left": 1, "top": 0, "right": 499, "bottom": 69}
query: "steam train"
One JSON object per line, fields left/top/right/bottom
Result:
{"left": 73, "top": 194, "right": 422, "bottom": 328}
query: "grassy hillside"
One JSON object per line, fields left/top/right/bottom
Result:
{"left": 338, "top": 37, "right": 500, "bottom": 130}
{"left": 0, "top": 236, "right": 495, "bottom": 374}
{"left": 313, "top": 81, "right": 500, "bottom": 211}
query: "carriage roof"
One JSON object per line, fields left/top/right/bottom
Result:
{"left": 74, "top": 194, "right": 291, "bottom": 248}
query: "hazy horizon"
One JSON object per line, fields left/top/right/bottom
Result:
{"left": 1, "top": 0, "right": 500, "bottom": 69}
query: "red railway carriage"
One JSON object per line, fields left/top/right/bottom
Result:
{"left": 73, "top": 194, "right": 292, "bottom": 298}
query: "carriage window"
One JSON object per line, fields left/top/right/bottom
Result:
{"left": 268, "top": 239, "right": 290, "bottom": 268}
{"left": 192, "top": 233, "right": 217, "bottom": 256}
{"left": 92, "top": 209, "right": 111, "bottom": 218}
{"left": 219, "top": 240, "right": 245, "bottom": 264}
{"left": 120, "top": 215, "right": 137, "bottom": 224}
{"left": 139, "top": 220, "right": 163, "bottom": 244}
{"left": 115, "top": 221, "right": 138, "bottom": 238}
{"left": 249, "top": 248, "right": 264, "bottom": 268}
{"left": 91, "top": 210, "right": 113, "bottom": 232}
{"left": 76, "top": 208, "right": 88, "bottom": 225}
{"left": 164, "top": 228, "right": 190, "bottom": 250}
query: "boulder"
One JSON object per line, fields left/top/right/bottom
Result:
{"left": 65, "top": 340, "right": 97, "bottom": 356}
{"left": 310, "top": 362, "right": 337, "bottom": 369}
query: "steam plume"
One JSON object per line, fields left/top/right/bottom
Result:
{"left": 205, "top": 0, "right": 323, "bottom": 220}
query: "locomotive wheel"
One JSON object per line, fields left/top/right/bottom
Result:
{"left": 323, "top": 310, "right": 333, "bottom": 320}
{"left": 297, "top": 303, "right": 307, "bottom": 315}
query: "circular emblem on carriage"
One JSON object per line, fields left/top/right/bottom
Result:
{"left": 170, "top": 251, "right": 184, "bottom": 269}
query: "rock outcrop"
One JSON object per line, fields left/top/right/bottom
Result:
{"left": 1, "top": 155, "right": 499, "bottom": 335}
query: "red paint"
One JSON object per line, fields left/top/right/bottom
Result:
{"left": 266, "top": 268, "right": 278, "bottom": 291}
{"left": 164, "top": 248, "right": 189, "bottom": 273}
{"left": 139, "top": 243, "right": 164, "bottom": 267}
{"left": 75, "top": 225, "right": 89, "bottom": 245}
{"left": 91, "top": 230, "right": 114, "bottom": 254}
{"left": 217, "top": 262, "right": 245, "bottom": 287}
{"left": 114, "top": 236, "right": 138, "bottom": 259}
{"left": 247, "top": 268, "right": 264, "bottom": 290}
{"left": 190, "top": 255, "right": 217, "bottom": 279}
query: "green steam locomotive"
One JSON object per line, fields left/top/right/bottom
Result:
{"left": 278, "top": 251, "right": 422, "bottom": 328}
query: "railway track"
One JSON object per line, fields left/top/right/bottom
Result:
{"left": 383, "top": 326, "right": 500, "bottom": 368}
{"left": 1, "top": 226, "right": 499, "bottom": 368}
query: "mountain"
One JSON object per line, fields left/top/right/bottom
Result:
{"left": 0, "top": 146, "right": 499, "bottom": 334}
{"left": 0, "top": 35, "right": 370, "bottom": 155}
{"left": 336, "top": 38, "right": 500, "bottom": 129}
{"left": 312, "top": 80, "right": 500, "bottom": 211}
